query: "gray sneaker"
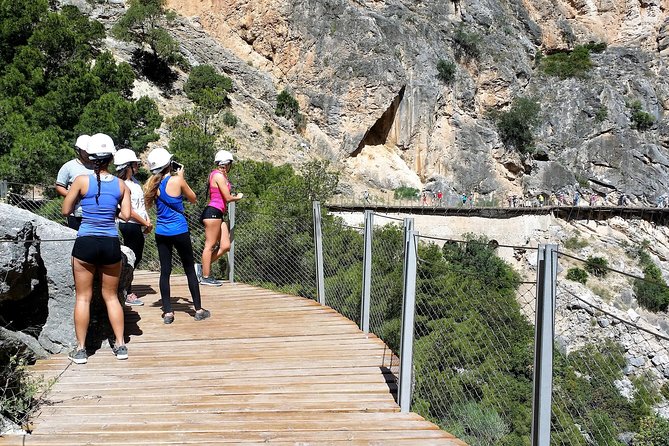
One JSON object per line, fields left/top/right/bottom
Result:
{"left": 68, "top": 348, "right": 87, "bottom": 364}
{"left": 194, "top": 309, "right": 211, "bottom": 321}
{"left": 200, "top": 276, "right": 221, "bottom": 287}
{"left": 112, "top": 344, "right": 128, "bottom": 360}
{"left": 194, "top": 263, "right": 203, "bottom": 282}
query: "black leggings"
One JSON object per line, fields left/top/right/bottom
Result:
{"left": 155, "top": 232, "right": 202, "bottom": 313}
{"left": 119, "top": 223, "right": 145, "bottom": 294}
{"left": 119, "top": 223, "right": 145, "bottom": 268}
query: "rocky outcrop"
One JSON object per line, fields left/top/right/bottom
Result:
{"left": 155, "top": 0, "right": 668, "bottom": 202}
{"left": 0, "top": 204, "right": 135, "bottom": 356}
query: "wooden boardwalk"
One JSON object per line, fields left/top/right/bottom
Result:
{"left": 2, "top": 272, "right": 465, "bottom": 445}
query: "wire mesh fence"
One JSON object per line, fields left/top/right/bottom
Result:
{"left": 321, "top": 216, "right": 364, "bottom": 323}
{"left": 233, "top": 207, "right": 317, "bottom": 300}
{"left": 411, "top": 234, "right": 538, "bottom": 445}
{"left": 552, "top": 251, "right": 669, "bottom": 446}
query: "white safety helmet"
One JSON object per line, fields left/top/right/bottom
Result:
{"left": 75, "top": 135, "right": 90, "bottom": 152}
{"left": 85, "top": 133, "right": 116, "bottom": 160}
{"left": 215, "top": 150, "right": 234, "bottom": 166}
{"left": 147, "top": 147, "right": 173, "bottom": 174}
{"left": 114, "top": 148, "right": 140, "bottom": 171}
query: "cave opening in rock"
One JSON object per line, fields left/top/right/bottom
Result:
{"left": 351, "top": 85, "right": 406, "bottom": 157}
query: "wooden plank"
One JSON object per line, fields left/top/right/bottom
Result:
{"left": 3, "top": 273, "right": 465, "bottom": 446}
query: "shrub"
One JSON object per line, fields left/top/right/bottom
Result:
{"left": 275, "top": 89, "right": 299, "bottom": 120}
{"left": 563, "top": 236, "right": 588, "bottom": 250}
{"left": 585, "top": 256, "right": 609, "bottom": 278}
{"left": 222, "top": 110, "right": 238, "bottom": 128}
{"left": 635, "top": 416, "right": 669, "bottom": 446}
{"left": 452, "top": 25, "right": 481, "bottom": 60}
{"left": 629, "top": 100, "right": 655, "bottom": 131}
{"left": 263, "top": 122, "right": 273, "bottom": 134}
{"left": 634, "top": 253, "right": 669, "bottom": 312}
{"left": 584, "top": 41, "right": 607, "bottom": 53}
{"left": 594, "top": 106, "right": 608, "bottom": 123}
{"left": 566, "top": 267, "right": 588, "bottom": 284}
{"left": 394, "top": 186, "right": 420, "bottom": 200}
{"left": 437, "top": 59, "right": 456, "bottom": 84}
{"left": 275, "top": 89, "right": 305, "bottom": 131}
{"left": 490, "top": 97, "right": 541, "bottom": 154}
{"left": 540, "top": 45, "right": 592, "bottom": 78}
{"left": 0, "top": 349, "right": 53, "bottom": 425}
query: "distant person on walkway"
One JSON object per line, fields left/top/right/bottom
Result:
{"left": 115, "top": 148, "right": 152, "bottom": 306}
{"left": 362, "top": 190, "right": 370, "bottom": 204}
{"left": 56, "top": 135, "right": 94, "bottom": 230}
{"left": 437, "top": 190, "right": 443, "bottom": 205}
{"left": 144, "top": 147, "right": 209, "bottom": 324}
{"left": 61, "top": 133, "right": 131, "bottom": 364}
{"left": 461, "top": 194, "right": 467, "bottom": 207}
{"left": 199, "top": 150, "right": 243, "bottom": 287}
{"left": 538, "top": 194, "right": 545, "bottom": 207}
{"left": 421, "top": 192, "right": 427, "bottom": 206}
{"left": 573, "top": 191, "right": 580, "bottom": 206}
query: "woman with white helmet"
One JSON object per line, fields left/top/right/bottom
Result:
{"left": 61, "top": 133, "right": 131, "bottom": 364}
{"left": 198, "top": 149, "right": 243, "bottom": 286}
{"left": 144, "top": 147, "right": 209, "bottom": 324}
{"left": 115, "top": 148, "right": 152, "bottom": 306}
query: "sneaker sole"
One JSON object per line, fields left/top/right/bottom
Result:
{"left": 115, "top": 353, "right": 128, "bottom": 360}
{"left": 200, "top": 282, "right": 222, "bottom": 287}
{"left": 68, "top": 356, "right": 87, "bottom": 365}
{"left": 125, "top": 302, "right": 144, "bottom": 306}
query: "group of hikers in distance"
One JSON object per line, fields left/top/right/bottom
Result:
{"left": 56, "top": 133, "right": 242, "bottom": 364}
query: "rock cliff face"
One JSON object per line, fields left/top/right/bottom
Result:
{"left": 161, "top": 0, "right": 669, "bottom": 201}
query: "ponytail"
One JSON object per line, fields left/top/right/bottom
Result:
{"left": 93, "top": 159, "right": 106, "bottom": 204}
{"left": 144, "top": 165, "right": 170, "bottom": 209}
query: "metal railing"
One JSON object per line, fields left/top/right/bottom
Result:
{"left": 6, "top": 184, "right": 669, "bottom": 446}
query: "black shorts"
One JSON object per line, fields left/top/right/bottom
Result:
{"left": 72, "top": 236, "right": 122, "bottom": 265}
{"left": 200, "top": 205, "right": 224, "bottom": 220}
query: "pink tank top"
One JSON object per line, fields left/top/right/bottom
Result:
{"left": 207, "top": 170, "right": 231, "bottom": 212}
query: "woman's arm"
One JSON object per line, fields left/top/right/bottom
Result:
{"left": 213, "top": 173, "right": 242, "bottom": 203}
{"left": 118, "top": 181, "right": 132, "bottom": 222}
{"left": 61, "top": 176, "right": 86, "bottom": 216}
{"left": 175, "top": 169, "right": 197, "bottom": 204}
{"left": 130, "top": 209, "right": 150, "bottom": 227}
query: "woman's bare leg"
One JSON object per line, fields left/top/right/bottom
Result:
{"left": 201, "top": 219, "right": 222, "bottom": 277}
{"left": 212, "top": 221, "right": 231, "bottom": 262}
{"left": 98, "top": 261, "right": 125, "bottom": 347}
{"left": 72, "top": 258, "right": 95, "bottom": 350}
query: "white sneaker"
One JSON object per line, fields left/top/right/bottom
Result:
{"left": 194, "top": 263, "right": 203, "bottom": 282}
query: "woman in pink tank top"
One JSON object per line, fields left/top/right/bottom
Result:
{"left": 199, "top": 150, "right": 243, "bottom": 286}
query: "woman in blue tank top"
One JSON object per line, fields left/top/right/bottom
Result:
{"left": 144, "top": 147, "right": 209, "bottom": 324}
{"left": 61, "top": 133, "right": 131, "bottom": 365}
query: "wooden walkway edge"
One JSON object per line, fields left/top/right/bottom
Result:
{"left": 1, "top": 272, "right": 466, "bottom": 445}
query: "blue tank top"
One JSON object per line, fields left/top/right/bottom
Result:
{"left": 155, "top": 176, "right": 188, "bottom": 236}
{"left": 78, "top": 175, "right": 122, "bottom": 238}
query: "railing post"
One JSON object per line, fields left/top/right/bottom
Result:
{"left": 228, "top": 201, "right": 236, "bottom": 284}
{"left": 360, "top": 210, "right": 374, "bottom": 332}
{"left": 313, "top": 201, "right": 326, "bottom": 305}
{"left": 402, "top": 217, "right": 414, "bottom": 295}
{"left": 0, "top": 180, "right": 6, "bottom": 200}
{"left": 398, "top": 230, "right": 418, "bottom": 413}
{"left": 532, "top": 244, "right": 557, "bottom": 446}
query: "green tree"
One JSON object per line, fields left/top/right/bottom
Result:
{"left": 0, "top": 0, "right": 49, "bottom": 65}
{"left": 453, "top": 24, "right": 482, "bottom": 60}
{"left": 112, "top": 0, "right": 186, "bottom": 68}
{"left": 184, "top": 64, "right": 232, "bottom": 109}
{"left": 299, "top": 159, "right": 339, "bottom": 204}
{"left": 491, "top": 97, "right": 541, "bottom": 154}
{"left": 91, "top": 51, "right": 135, "bottom": 98}
{"left": 634, "top": 251, "right": 669, "bottom": 312}
{"left": 75, "top": 92, "right": 161, "bottom": 152}
{"left": 635, "top": 416, "right": 669, "bottom": 446}
{"left": 167, "top": 112, "right": 217, "bottom": 195}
